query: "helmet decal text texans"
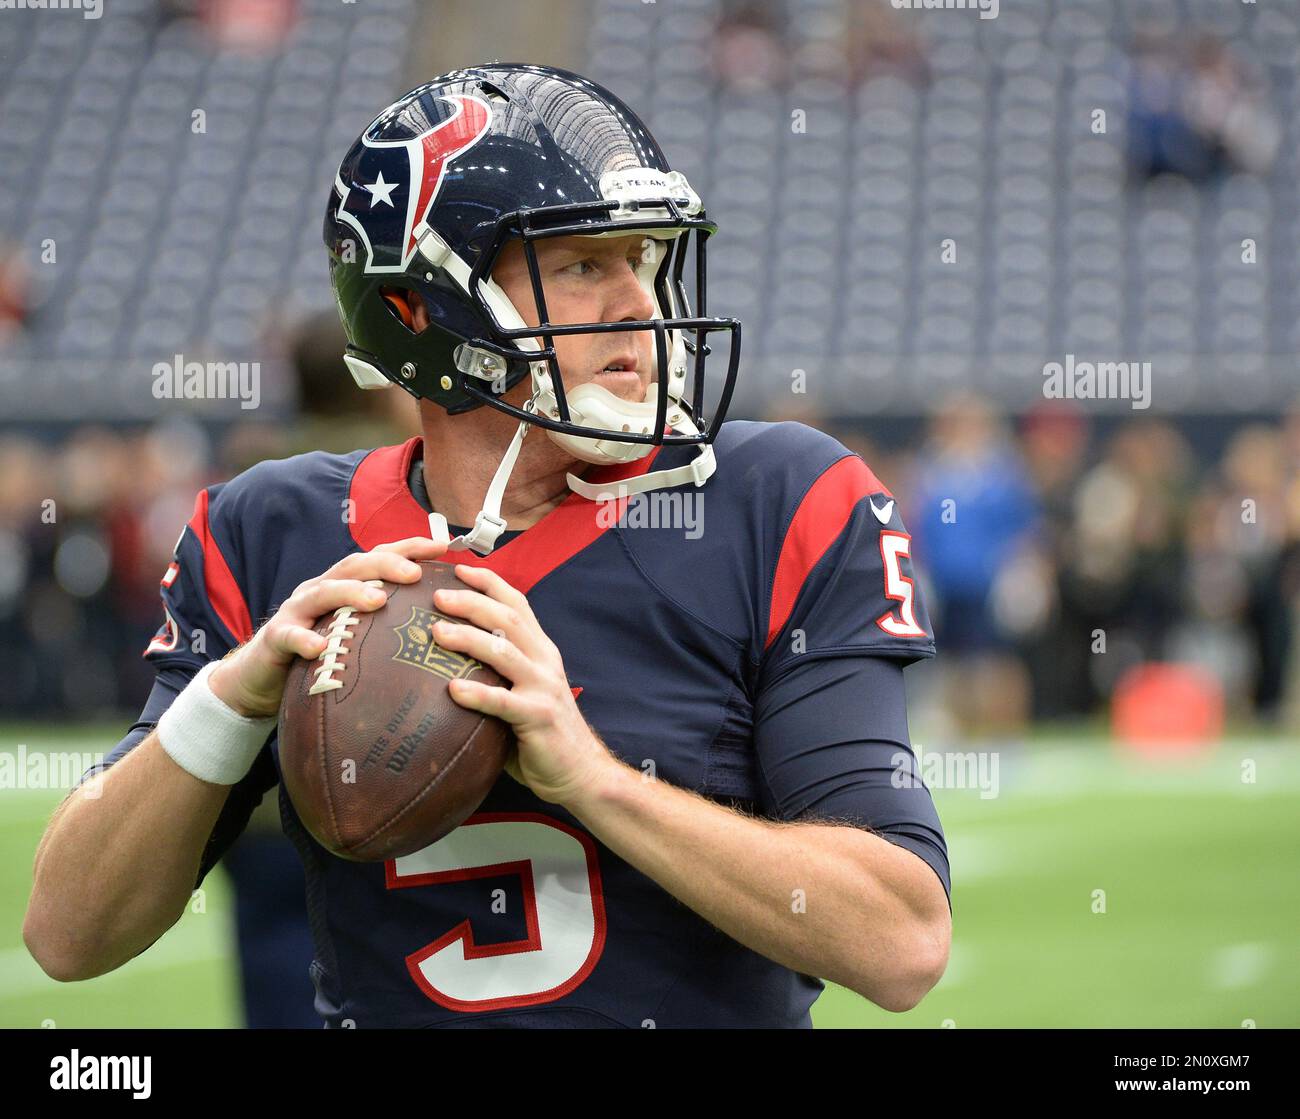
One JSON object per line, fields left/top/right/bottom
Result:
{"left": 334, "top": 94, "right": 493, "bottom": 273}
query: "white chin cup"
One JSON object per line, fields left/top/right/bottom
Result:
{"left": 541, "top": 381, "right": 679, "bottom": 465}
{"left": 439, "top": 379, "right": 714, "bottom": 556}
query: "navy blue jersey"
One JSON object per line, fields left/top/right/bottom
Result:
{"left": 98, "top": 420, "right": 946, "bottom": 1028}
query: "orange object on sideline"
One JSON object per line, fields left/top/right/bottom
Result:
{"left": 1111, "top": 663, "right": 1224, "bottom": 754}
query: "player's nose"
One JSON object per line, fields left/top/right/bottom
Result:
{"left": 607, "top": 260, "right": 657, "bottom": 326}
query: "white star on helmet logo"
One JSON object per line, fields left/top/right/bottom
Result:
{"left": 366, "top": 172, "right": 397, "bottom": 208}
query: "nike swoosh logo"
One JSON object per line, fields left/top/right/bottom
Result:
{"left": 870, "top": 498, "right": 894, "bottom": 525}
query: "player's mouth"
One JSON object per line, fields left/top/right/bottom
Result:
{"left": 593, "top": 354, "right": 645, "bottom": 397}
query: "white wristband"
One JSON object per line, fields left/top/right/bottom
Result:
{"left": 156, "top": 661, "right": 277, "bottom": 785}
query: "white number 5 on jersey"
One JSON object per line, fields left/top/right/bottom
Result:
{"left": 386, "top": 814, "right": 606, "bottom": 1012}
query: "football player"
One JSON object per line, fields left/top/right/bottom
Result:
{"left": 25, "top": 64, "right": 950, "bottom": 1027}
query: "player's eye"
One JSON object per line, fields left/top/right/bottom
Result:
{"left": 560, "top": 254, "right": 645, "bottom": 277}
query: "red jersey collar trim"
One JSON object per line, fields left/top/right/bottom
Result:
{"left": 348, "top": 435, "right": 664, "bottom": 592}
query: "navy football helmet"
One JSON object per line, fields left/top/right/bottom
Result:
{"left": 324, "top": 64, "right": 740, "bottom": 552}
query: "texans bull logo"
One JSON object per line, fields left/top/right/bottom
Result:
{"left": 333, "top": 93, "right": 492, "bottom": 273}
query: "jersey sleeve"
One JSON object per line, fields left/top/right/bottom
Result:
{"left": 759, "top": 451, "right": 935, "bottom": 685}
{"left": 80, "top": 484, "right": 275, "bottom": 887}
{"left": 750, "top": 441, "right": 947, "bottom": 904}
{"left": 142, "top": 485, "right": 254, "bottom": 673}
{"left": 753, "top": 653, "right": 950, "bottom": 905}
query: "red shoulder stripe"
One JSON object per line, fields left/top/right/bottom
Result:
{"left": 765, "top": 455, "right": 887, "bottom": 651}
{"left": 187, "top": 489, "right": 254, "bottom": 644}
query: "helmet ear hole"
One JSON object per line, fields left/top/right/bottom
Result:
{"left": 380, "top": 288, "right": 413, "bottom": 328}
{"left": 380, "top": 287, "right": 426, "bottom": 333}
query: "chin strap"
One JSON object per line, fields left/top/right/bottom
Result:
{"left": 564, "top": 408, "right": 715, "bottom": 500}
{"left": 432, "top": 414, "right": 531, "bottom": 556}
{"left": 428, "top": 400, "right": 714, "bottom": 556}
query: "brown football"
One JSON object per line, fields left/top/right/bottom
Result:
{"left": 278, "top": 561, "right": 513, "bottom": 862}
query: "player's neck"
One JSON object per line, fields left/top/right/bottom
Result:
{"left": 417, "top": 401, "right": 585, "bottom": 531}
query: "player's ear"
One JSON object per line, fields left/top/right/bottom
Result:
{"left": 409, "top": 296, "right": 430, "bottom": 333}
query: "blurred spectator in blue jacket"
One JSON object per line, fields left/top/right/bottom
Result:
{"left": 911, "top": 394, "right": 1045, "bottom": 734}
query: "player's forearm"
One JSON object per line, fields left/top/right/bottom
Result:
{"left": 567, "top": 760, "right": 950, "bottom": 1012}
{"left": 24, "top": 730, "right": 228, "bottom": 982}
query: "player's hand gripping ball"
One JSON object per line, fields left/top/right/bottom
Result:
{"left": 278, "top": 562, "right": 513, "bottom": 861}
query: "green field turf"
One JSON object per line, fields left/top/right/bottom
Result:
{"left": 1, "top": 726, "right": 1296, "bottom": 1028}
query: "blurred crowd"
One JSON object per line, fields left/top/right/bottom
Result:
{"left": 1126, "top": 31, "right": 1280, "bottom": 180}
{"left": 822, "top": 397, "right": 1300, "bottom": 735}
{"left": 0, "top": 421, "right": 278, "bottom": 716}
{"left": 712, "top": 0, "right": 928, "bottom": 90}
{"left": 2, "top": 396, "right": 1297, "bottom": 735}
{"left": 0, "top": 327, "right": 419, "bottom": 719}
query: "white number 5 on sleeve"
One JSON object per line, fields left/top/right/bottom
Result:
{"left": 876, "top": 531, "right": 927, "bottom": 638}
